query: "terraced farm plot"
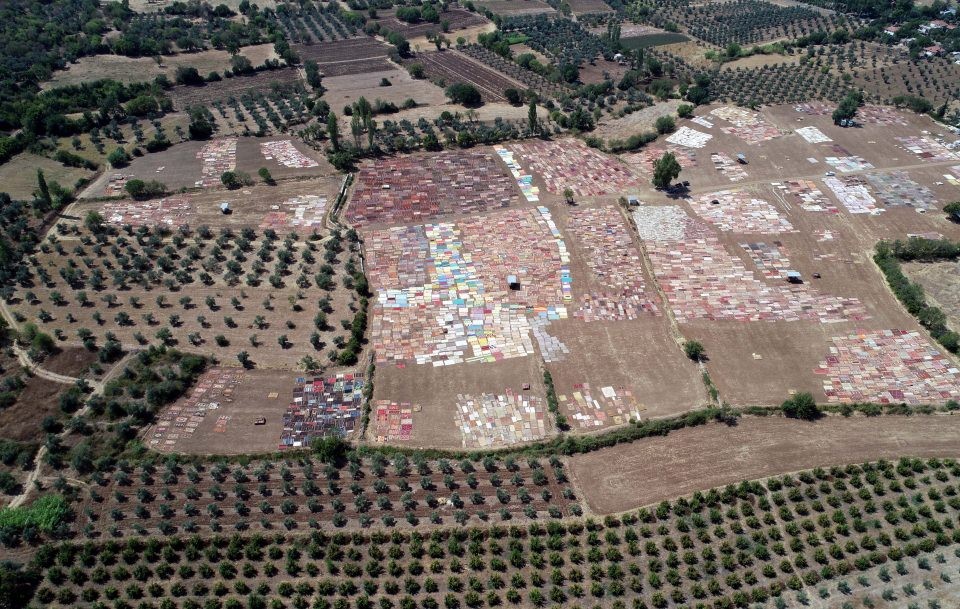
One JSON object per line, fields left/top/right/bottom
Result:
{"left": 347, "top": 149, "right": 518, "bottom": 227}
{"left": 473, "top": 0, "right": 555, "bottom": 15}
{"left": 414, "top": 49, "right": 519, "bottom": 102}
{"left": 506, "top": 138, "right": 639, "bottom": 196}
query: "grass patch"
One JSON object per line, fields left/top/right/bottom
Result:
{"left": 0, "top": 494, "right": 69, "bottom": 534}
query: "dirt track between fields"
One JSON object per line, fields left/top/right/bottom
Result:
{"left": 570, "top": 415, "right": 960, "bottom": 514}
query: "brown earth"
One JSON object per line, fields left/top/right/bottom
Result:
{"left": 80, "top": 136, "right": 334, "bottom": 197}
{"left": 370, "top": 354, "right": 549, "bottom": 450}
{"left": 570, "top": 414, "right": 960, "bottom": 514}
{"left": 322, "top": 68, "right": 449, "bottom": 111}
{"left": 144, "top": 368, "right": 296, "bottom": 455}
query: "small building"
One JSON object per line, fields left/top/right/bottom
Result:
{"left": 220, "top": 202, "right": 231, "bottom": 214}
{"left": 626, "top": 195, "right": 640, "bottom": 206}
{"left": 507, "top": 274, "right": 521, "bottom": 290}
{"left": 883, "top": 25, "right": 900, "bottom": 36}
{"left": 736, "top": 153, "right": 748, "bottom": 164}
{"left": 924, "top": 44, "right": 945, "bottom": 57}
{"left": 785, "top": 271, "right": 803, "bottom": 284}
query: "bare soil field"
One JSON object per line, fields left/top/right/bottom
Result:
{"left": 294, "top": 37, "right": 391, "bottom": 62}
{"left": 169, "top": 68, "right": 302, "bottom": 110}
{"left": 473, "top": 0, "right": 555, "bottom": 15}
{"left": 322, "top": 68, "right": 449, "bottom": 111}
{"left": 371, "top": 355, "right": 550, "bottom": 450}
{"left": 578, "top": 56, "right": 631, "bottom": 85}
{"left": 567, "top": 0, "right": 613, "bottom": 14}
{"left": 81, "top": 136, "right": 333, "bottom": 197}
{"left": 414, "top": 49, "right": 522, "bottom": 102}
{"left": 42, "top": 45, "right": 277, "bottom": 89}
{"left": 570, "top": 415, "right": 960, "bottom": 514}
{"left": 0, "top": 153, "right": 94, "bottom": 200}
{"left": 144, "top": 368, "right": 296, "bottom": 455}
{"left": 371, "top": 8, "right": 487, "bottom": 39}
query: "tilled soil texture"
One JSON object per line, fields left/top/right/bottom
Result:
{"left": 413, "top": 49, "right": 523, "bottom": 103}
{"left": 570, "top": 415, "right": 960, "bottom": 514}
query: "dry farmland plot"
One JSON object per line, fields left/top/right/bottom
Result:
{"left": 473, "top": 0, "right": 556, "bottom": 15}
{"left": 567, "top": 0, "right": 613, "bottom": 14}
{"left": 414, "top": 49, "right": 522, "bottom": 102}
{"left": 0, "top": 153, "right": 94, "bottom": 200}
{"left": 570, "top": 416, "right": 960, "bottom": 514}
{"left": 81, "top": 136, "right": 332, "bottom": 196}
{"left": 321, "top": 68, "right": 448, "bottom": 111}
{"left": 294, "top": 37, "right": 392, "bottom": 62}
{"left": 13, "top": 178, "right": 361, "bottom": 370}
{"left": 294, "top": 37, "right": 397, "bottom": 76}
{"left": 371, "top": 355, "right": 551, "bottom": 450}
{"left": 42, "top": 45, "right": 278, "bottom": 89}
{"left": 371, "top": 8, "right": 487, "bottom": 38}
{"left": 169, "top": 68, "right": 302, "bottom": 110}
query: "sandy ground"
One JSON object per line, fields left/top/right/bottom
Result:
{"left": 570, "top": 414, "right": 960, "bottom": 514}
{"left": 0, "top": 153, "right": 94, "bottom": 200}
{"left": 42, "top": 45, "right": 278, "bottom": 89}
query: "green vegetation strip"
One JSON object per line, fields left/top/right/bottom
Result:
{"left": 874, "top": 238, "right": 960, "bottom": 353}
{"left": 619, "top": 32, "right": 689, "bottom": 49}
{"left": 0, "top": 494, "right": 69, "bottom": 534}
